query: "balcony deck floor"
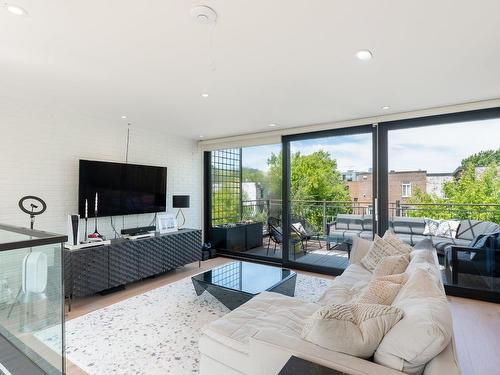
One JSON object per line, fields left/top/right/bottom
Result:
{"left": 244, "top": 239, "right": 349, "bottom": 270}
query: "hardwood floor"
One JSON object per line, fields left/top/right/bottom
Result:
{"left": 64, "top": 257, "right": 499, "bottom": 375}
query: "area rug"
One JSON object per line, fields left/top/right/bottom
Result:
{"left": 36, "top": 271, "right": 333, "bottom": 375}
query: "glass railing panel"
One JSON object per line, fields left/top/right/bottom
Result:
{"left": 0, "top": 225, "right": 65, "bottom": 375}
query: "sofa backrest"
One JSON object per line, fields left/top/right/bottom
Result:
{"left": 335, "top": 214, "right": 363, "bottom": 230}
{"left": 456, "top": 219, "right": 500, "bottom": 241}
{"left": 362, "top": 215, "right": 373, "bottom": 231}
{"left": 390, "top": 217, "right": 426, "bottom": 235}
{"left": 374, "top": 238, "right": 456, "bottom": 374}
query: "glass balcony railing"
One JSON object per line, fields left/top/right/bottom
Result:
{"left": 0, "top": 223, "right": 67, "bottom": 375}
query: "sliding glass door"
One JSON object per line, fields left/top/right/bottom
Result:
{"left": 205, "top": 144, "right": 282, "bottom": 262}
{"left": 204, "top": 108, "right": 499, "bottom": 302}
{"left": 282, "top": 126, "right": 376, "bottom": 274}
{"left": 379, "top": 109, "right": 500, "bottom": 302}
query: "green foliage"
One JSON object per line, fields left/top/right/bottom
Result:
{"left": 461, "top": 148, "right": 500, "bottom": 168}
{"left": 267, "top": 152, "right": 282, "bottom": 199}
{"left": 211, "top": 186, "right": 240, "bottom": 225}
{"left": 242, "top": 167, "right": 267, "bottom": 186}
{"left": 408, "top": 152, "right": 500, "bottom": 223}
{"left": 267, "top": 150, "right": 350, "bottom": 230}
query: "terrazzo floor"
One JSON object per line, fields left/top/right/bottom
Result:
{"left": 36, "top": 272, "right": 333, "bottom": 375}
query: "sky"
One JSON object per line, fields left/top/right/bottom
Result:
{"left": 242, "top": 118, "right": 500, "bottom": 173}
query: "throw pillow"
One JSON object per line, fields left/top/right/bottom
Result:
{"left": 301, "top": 303, "right": 404, "bottom": 358}
{"left": 292, "top": 222, "right": 307, "bottom": 235}
{"left": 361, "top": 234, "right": 409, "bottom": 272}
{"left": 423, "top": 219, "right": 441, "bottom": 236}
{"left": 373, "top": 255, "right": 409, "bottom": 277}
{"left": 382, "top": 231, "right": 412, "bottom": 255}
{"left": 374, "top": 268, "right": 452, "bottom": 374}
{"left": 357, "top": 273, "right": 407, "bottom": 305}
{"left": 435, "top": 220, "right": 460, "bottom": 238}
{"left": 350, "top": 237, "right": 372, "bottom": 264}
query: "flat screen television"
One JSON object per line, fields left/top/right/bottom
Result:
{"left": 78, "top": 160, "right": 167, "bottom": 217}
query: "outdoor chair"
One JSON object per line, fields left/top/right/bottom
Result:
{"left": 291, "top": 215, "right": 322, "bottom": 251}
{"left": 444, "top": 230, "right": 500, "bottom": 287}
{"left": 267, "top": 216, "right": 305, "bottom": 259}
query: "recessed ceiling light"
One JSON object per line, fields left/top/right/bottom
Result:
{"left": 381, "top": 106, "right": 390, "bottom": 110}
{"left": 121, "top": 115, "right": 127, "bottom": 119}
{"left": 356, "top": 50, "right": 373, "bottom": 61}
{"left": 268, "top": 123, "right": 276, "bottom": 127}
{"left": 201, "top": 93, "right": 209, "bottom": 98}
{"left": 199, "top": 135, "right": 204, "bottom": 138}
{"left": 6, "top": 4, "right": 28, "bottom": 16}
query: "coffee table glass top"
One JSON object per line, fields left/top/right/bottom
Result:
{"left": 192, "top": 261, "right": 295, "bottom": 295}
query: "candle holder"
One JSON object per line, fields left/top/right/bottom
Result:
{"left": 83, "top": 217, "right": 88, "bottom": 242}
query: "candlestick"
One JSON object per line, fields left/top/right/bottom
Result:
{"left": 94, "top": 192, "right": 98, "bottom": 216}
{"left": 93, "top": 192, "right": 101, "bottom": 237}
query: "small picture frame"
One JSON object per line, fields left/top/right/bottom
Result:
{"left": 156, "top": 213, "right": 178, "bottom": 234}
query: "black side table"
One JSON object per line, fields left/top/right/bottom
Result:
{"left": 278, "top": 356, "right": 349, "bottom": 375}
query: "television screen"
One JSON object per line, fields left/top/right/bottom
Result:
{"left": 78, "top": 160, "right": 167, "bottom": 217}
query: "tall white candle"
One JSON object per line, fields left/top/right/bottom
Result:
{"left": 95, "top": 192, "right": 98, "bottom": 215}
{"left": 85, "top": 199, "right": 88, "bottom": 219}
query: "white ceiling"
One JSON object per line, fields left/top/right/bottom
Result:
{"left": 2, "top": 0, "right": 500, "bottom": 140}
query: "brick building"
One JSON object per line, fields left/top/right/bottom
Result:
{"left": 345, "top": 170, "right": 428, "bottom": 209}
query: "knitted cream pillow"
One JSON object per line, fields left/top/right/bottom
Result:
{"left": 361, "top": 234, "right": 409, "bottom": 272}
{"left": 382, "top": 230, "right": 412, "bottom": 255}
{"left": 373, "top": 255, "right": 409, "bottom": 277}
{"left": 301, "top": 303, "right": 404, "bottom": 358}
{"left": 357, "top": 273, "right": 408, "bottom": 305}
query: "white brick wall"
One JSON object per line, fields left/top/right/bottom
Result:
{"left": 0, "top": 115, "right": 202, "bottom": 239}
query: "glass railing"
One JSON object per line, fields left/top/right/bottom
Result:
{"left": 0, "top": 224, "right": 66, "bottom": 375}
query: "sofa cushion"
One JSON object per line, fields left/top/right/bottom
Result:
{"left": 392, "top": 217, "right": 426, "bottom": 235}
{"left": 350, "top": 237, "right": 372, "bottom": 265}
{"left": 361, "top": 234, "right": 410, "bottom": 272}
{"left": 318, "top": 263, "right": 373, "bottom": 305}
{"left": 374, "top": 268, "right": 452, "bottom": 374}
{"left": 423, "top": 219, "right": 441, "bottom": 236}
{"left": 373, "top": 255, "right": 409, "bottom": 277}
{"left": 357, "top": 273, "right": 407, "bottom": 305}
{"left": 301, "top": 303, "right": 404, "bottom": 358}
{"left": 334, "top": 263, "right": 373, "bottom": 288}
{"left": 202, "top": 291, "right": 319, "bottom": 354}
{"left": 456, "top": 220, "right": 500, "bottom": 241}
{"left": 436, "top": 220, "right": 460, "bottom": 238}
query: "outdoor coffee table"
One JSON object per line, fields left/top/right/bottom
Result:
{"left": 192, "top": 261, "right": 297, "bottom": 310}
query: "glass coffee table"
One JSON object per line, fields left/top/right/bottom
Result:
{"left": 192, "top": 261, "right": 297, "bottom": 310}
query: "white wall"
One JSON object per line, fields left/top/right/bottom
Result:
{"left": 0, "top": 114, "right": 202, "bottom": 240}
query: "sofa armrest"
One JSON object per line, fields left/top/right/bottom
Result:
{"left": 248, "top": 329, "right": 405, "bottom": 375}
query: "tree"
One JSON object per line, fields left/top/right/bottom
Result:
{"left": 408, "top": 149, "right": 500, "bottom": 223}
{"left": 461, "top": 148, "right": 500, "bottom": 168}
{"left": 267, "top": 150, "right": 350, "bottom": 229}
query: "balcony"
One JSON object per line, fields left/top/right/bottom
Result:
{"left": 240, "top": 199, "right": 500, "bottom": 290}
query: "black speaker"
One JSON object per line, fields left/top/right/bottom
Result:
{"left": 67, "top": 214, "right": 80, "bottom": 246}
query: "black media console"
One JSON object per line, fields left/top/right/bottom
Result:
{"left": 64, "top": 229, "right": 202, "bottom": 299}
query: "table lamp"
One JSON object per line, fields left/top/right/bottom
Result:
{"left": 172, "top": 195, "right": 190, "bottom": 229}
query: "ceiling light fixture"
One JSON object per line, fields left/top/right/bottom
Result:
{"left": 199, "top": 135, "right": 204, "bottom": 138}
{"left": 121, "top": 115, "right": 127, "bottom": 119}
{"left": 381, "top": 106, "right": 390, "bottom": 110}
{"left": 268, "top": 123, "right": 277, "bottom": 127}
{"left": 190, "top": 5, "right": 217, "bottom": 24}
{"left": 6, "top": 4, "right": 28, "bottom": 16}
{"left": 356, "top": 50, "right": 373, "bottom": 61}
{"left": 201, "top": 93, "right": 209, "bottom": 98}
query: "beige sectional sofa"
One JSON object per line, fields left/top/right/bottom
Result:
{"left": 199, "top": 238, "right": 461, "bottom": 375}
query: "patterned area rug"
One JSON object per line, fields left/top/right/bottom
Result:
{"left": 36, "top": 270, "right": 333, "bottom": 375}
